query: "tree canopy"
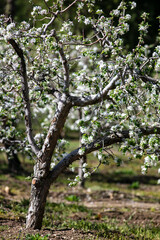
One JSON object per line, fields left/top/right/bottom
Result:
{"left": 0, "top": 0, "right": 160, "bottom": 229}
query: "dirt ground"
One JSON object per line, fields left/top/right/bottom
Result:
{"left": 0, "top": 178, "right": 160, "bottom": 240}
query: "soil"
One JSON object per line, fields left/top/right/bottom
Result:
{"left": 1, "top": 180, "right": 160, "bottom": 240}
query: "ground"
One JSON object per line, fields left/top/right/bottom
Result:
{"left": 0, "top": 149, "right": 160, "bottom": 239}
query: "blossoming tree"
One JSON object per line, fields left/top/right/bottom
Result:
{"left": 0, "top": 0, "right": 160, "bottom": 229}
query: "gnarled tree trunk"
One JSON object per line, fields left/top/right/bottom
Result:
{"left": 26, "top": 164, "right": 51, "bottom": 229}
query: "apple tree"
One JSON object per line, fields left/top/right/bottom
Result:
{"left": 0, "top": 0, "right": 160, "bottom": 229}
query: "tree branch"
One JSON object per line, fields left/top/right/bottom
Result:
{"left": 71, "top": 74, "right": 119, "bottom": 107}
{"left": 40, "top": 95, "right": 72, "bottom": 164}
{"left": 0, "top": 138, "right": 23, "bottom": 146}
{"left": 8, "top": 39, "right": 40, "bottom": 155}
{"left": 43, "top": 11, "right": 59, "bottom": 34}
{"left": 63, "top": 34, "right": 107, "bottom": 47}
{"left": 139, "top": 74, "right": 160, "bottom": 90}
{"left": 53, "top": 31, "right": 70, "bottom": 92}
{"left": 49, "top": 126, "right": 160, "bottom": 183}
{"left": 60, "top": 0, "right": 79, "bottom": 13}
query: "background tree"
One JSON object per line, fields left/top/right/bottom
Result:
{"left": 0, "top": 0, "right": 24, "bottom": 173}
{"left": 0, "top": 0, "right": 159, "bottom": 230}
{"left": 0, "top": 0, "right": 159, "bottom": 48}
{"left": 78, "top": 108, "right": 87, "bottom": 187}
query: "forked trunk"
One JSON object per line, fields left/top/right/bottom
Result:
{"left": 26, "top": 177, "right": 51, "bottom": 229}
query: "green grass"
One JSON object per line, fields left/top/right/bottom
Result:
{"left": 43, "top": 201, "right": 92, "bottom": 228}
{"left": 65, "top": 194, "right": 80, "bottom": 202}
{"left": 60, "top": 219, "right": 160, "bottom": 239}
{"left": 0, "top": 225, "right": 9, "bottom": 231}
{"left": 25, "top": 233, "right": 49, "bottom": 240}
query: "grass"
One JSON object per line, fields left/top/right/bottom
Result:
{"left": 25, "top": 234, "right": 49, "bottom": 240}
{"left": 43, "top": 202, "right": 92, "bottom": 229}
{"left": 61, "top": 219, "right": 160, "bottom": 239}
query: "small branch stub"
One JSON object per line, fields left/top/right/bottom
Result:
{"left": 32, "top": 178, "right": 37, "bottom": 185}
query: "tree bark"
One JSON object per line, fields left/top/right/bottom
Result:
{"left": 78, "top": 155, "right": 87, "bottom": 188}
{"left": 26, "top": 175, "right": 51, "bottom": 229}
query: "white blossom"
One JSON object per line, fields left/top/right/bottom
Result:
{"left": 98, "top": 153, "right": 103, "bottom": 161}
{"left": 80, "top": 126, "right": 87, "bottom": 134}
{"left": 127, "top": 106, "right": 133, "bottom": 111}
{"left": 84, "top": 18, "right": 90, "bottom": 25}
{"left": 6, "top": 23, "right": 15, "bottom": 31}
{"left": 99, "top": 60, "right": 106, "bottom": 70}
{"left": 51, "top": 162, "right": 56, "bottom": 168}
{"left": 88, "top": 136, "right": 93, "bottom": 143}
{"left": 112, "top": 10, "right": 120, "bottom": 16}
{"left": 82, "top": 163, "right": 87, "bottom": 168}
{"left": 96, "top": 9, "right": 103, "bottom": 15}
{"left": 78, "top": 148, "right": 85, "bottom": 155}
{"left": 131, "top": 2, "right": 136, "bottom": 9}
{"left": 126, "top": 14, "right": 131, "bottom": 20}
{"left": 84, "top": 172, "right": 90, "bottom": 178}
{"left": 141, "top": 165, "right": 147, "bottom": 175}
{"left": 40, "top": 9, "right": 47, "bottom": 15}
{"left": 139, "top": 25, "right": 148, "bottom": 33}
{"left": 155, "top": 58, "right": 160, "bottom": 72}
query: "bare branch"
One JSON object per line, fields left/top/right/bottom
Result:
{"left": 8, "top": 39, "right": 40, "bottom": 155}
{"left": 43, "top": 0, "right": 79, "bottom": 34}
{"left": 0, "top": 138, "right": 23, "bottom": 145}
{"left": 71, "top": 74, "right": 119, "bottom": 107}
{"left": 62, "top": 34, "right": 107, "bottom": 47}
{"left": 60, "top": 0, "right": 79, "bottom": 13}
{"left": 2, "top": 86, "right": 15, "bottom": 93}
{"left": 43, "top": 11, "right": 59, "bottom": 34}
{"left": 53, "top": 32, "right": 70, "bottom": 92}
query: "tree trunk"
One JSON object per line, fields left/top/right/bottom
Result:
{"left": 26, "top": 176, "right": 51, "bottom": 229}
{"left": 5, "top": 0, "right": 15, "bottom": 18}
{"left": 78, "top": 155, "right": 87, "bottom": 188}
{"left": 78, "top": 108, "right": 87, "bottom": 188}
{"left": 7, "top": 146, "right": 22, "bottom": 173}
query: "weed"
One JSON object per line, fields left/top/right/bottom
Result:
{"left": 129, "top": 181, "right": 140, "bottom": 189}
{"left": 43, "top": 202, "right": 92, "bottom": 228}
{"left": 11, "top": 198, "right": 29, "bottom": 216}
{"left": 0, "top": 225, "right": 9, "bottom": 231}
{"left": 65, "top": 194, "right": 80, "bottom": 202}
{"left": 114, "top": 169, "right": 135, "bottom": 175}
{"left": 25, "top": 233, "right": 49, "bottom": 240}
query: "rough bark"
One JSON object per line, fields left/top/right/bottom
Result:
{"left": 26, "top": 175, "right": 51, "bottom": 229}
